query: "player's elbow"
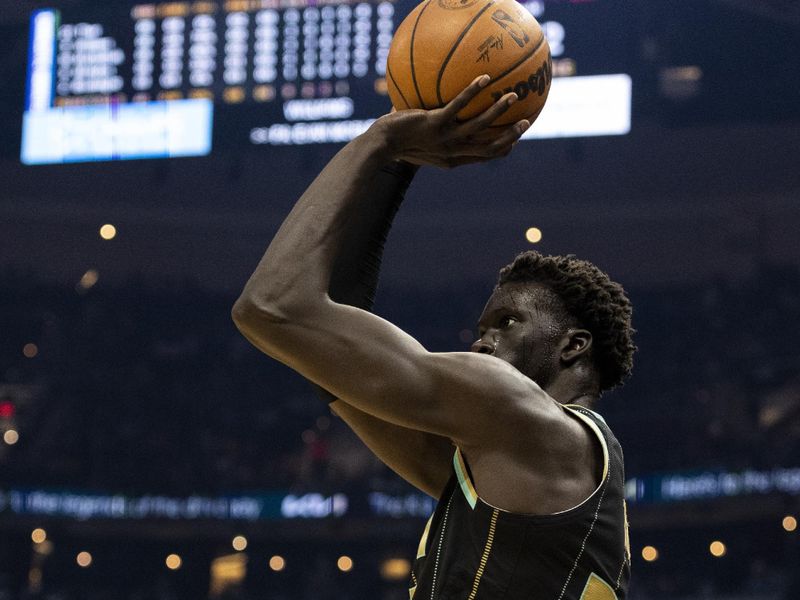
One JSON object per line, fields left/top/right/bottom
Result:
{"left": 233, "top": 271, "right": 325, "bottom": 327}
{"left": 232, "top": 294, "right": 290, "bottom": 333}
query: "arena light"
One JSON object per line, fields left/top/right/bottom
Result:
{"left": 33, "top": 541, "right": 54, "bottom": 556}
{"left": 641, "top": 546, "right": 658, "bottom": 562}
{"left": 525, "top": 227, "right": 543, "bottom": 244}
{"left": 337, "top": 555, "right": 354, "bottom": 572}
{"left": 76, "top": 551, "right": 92, "bottom": 567}
{"left": 268, "top": 555, "right": 286, "bottom": 572}
{"left": 77, "top": 269, "right": 99, "bottom": 291}
{"left": 31, "top": 528, "right": 47, "bottom": 544}
{"left": 232, "top": 535, "right": 247, "bottom": 551}
{"left": 23, "top": 343, "right": 38, "bottom": 358}
{"left": 210, "top": 553, "right": 247, "bottom": 596}
{"left": 165, "top": 554, "right": 182, "bottom": 570}
{"left": 709, "top": 541, "right": 726, "bottom": 558}
{"left": 3, "top": 430, "right": 19, "bottom": 445}
{"left": 783, "top": 515, "right": 798, "bottom": 532}
{"left": 380, "top": 558, "right": 411, "bottom": 580}
{"left": 99, "top": 224, "right": 117, "bottom": 240}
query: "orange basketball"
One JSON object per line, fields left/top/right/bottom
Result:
{"left": 386, "top": 0, "right": 552, "bottom": 126}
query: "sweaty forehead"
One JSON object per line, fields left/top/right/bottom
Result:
{"left": 481, "top": 282, "right": 557, "bottom": 317}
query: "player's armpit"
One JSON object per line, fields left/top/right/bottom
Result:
{"left": 232, "top": 297, "right": 565, "bottom": 450}
{"left": 330, "top": 400, "right": 453, "bottom": 498}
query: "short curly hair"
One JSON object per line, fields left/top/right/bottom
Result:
{"left": 497, "top": 251, "right": 636, "bottom": 392}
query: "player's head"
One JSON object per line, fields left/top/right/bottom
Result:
{"left": 472, "top": 251, "right": 636, "bottom": 395}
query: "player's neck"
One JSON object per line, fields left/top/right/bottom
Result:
{"left": 544, "top": 376, "right": 599, "bottom": 408}
{"left": 564, "top": 393, "right": 598, "bottom": 409}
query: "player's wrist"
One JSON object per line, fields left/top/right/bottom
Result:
{"left": 381, "top": 158, "right": 420, "bottom": 182}
{"left": 365, "top": 112, "right": 411, "bottom": 162}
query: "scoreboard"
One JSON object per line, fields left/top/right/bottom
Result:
{"left": 21, "top": 0, "right": 632, "bottom": 164}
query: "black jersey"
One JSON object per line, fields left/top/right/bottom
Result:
{"left": 409, "top": 404, "right": 631, "bottom": 600}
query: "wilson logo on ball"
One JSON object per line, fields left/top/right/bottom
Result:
{"left": 490, "top": 56, "right": 552, "bottom": 102}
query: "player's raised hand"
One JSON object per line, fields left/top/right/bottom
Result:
{"left": 372, "top": 75, "right": 530, "bottom": 168}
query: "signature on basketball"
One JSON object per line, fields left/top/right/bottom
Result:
{"left": 491, "top": 8, "right": 530, "bottom": 48}
{"left": 437, "top": 0, "right": 481, "bottom": 9}
{"left": 476, "top": 34, "right": 503, "bottom": 63}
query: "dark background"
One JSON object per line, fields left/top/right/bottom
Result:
{"left": 1, "top": 1, "right": 800, "bottom": 599}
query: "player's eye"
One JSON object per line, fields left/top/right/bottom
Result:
{"left": 499, "top": 316, "right": 516, "bottom": 328}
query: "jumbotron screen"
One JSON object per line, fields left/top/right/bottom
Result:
{"left": 21, "top": 0, "right": 632, "bottom": 164}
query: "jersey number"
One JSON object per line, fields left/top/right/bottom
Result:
{"left": 579, "top": 573, "right": 617, "bottom": 600}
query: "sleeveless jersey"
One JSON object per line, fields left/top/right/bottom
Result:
{"left": 408, "top": 405, "right": 631, "bottom": 600}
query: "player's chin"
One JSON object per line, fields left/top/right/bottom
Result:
{"left": 493, "top": 352, "right": 523, "bottom": 372}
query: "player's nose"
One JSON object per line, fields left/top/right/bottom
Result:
{"left": 470, "top": 337, "right": 495, "bottom": 354}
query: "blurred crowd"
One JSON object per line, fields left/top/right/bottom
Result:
{"left": 2, "top": 262, "right": 799, "bottom": 494}
{"left": 1, "top": 262, "right": 799, "bottom": 600}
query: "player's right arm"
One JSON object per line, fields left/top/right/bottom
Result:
{"left": 330, "top": 400, "right": 454, "bottom": 498}
{"left": 233, "top": 79, "right": 545, "bottom": 467}
{"left": 309, "top": 157, "right": 455, "bottom": 499}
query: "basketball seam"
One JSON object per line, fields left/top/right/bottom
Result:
{"left": 435, "top": 0, "right": 497, "bottom": 107}
{"left": 410, "top": 0, "right": 433, "bottom": 109}
{"left": 387, "top": 64, "right": 411, "bottom": 109}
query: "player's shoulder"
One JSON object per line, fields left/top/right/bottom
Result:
{"left": 428, "top": 350, "right": 553, "bottom": 405}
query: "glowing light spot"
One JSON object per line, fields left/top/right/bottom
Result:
{"left": 224, "top": 87, "right": 246, "bottom": 103}
{"left": 166, "top": 554, "right": 182, "bottom": 570}
{"left": 33, "top": 540, "right": 53, "bottom": 556}
{"left": 269, "top": 555, "right": 286, "bottom": 571}
{"left": 76, "top": 551, "right": 93, "bottom": 567}
{"left": 709, "top": 541, "right": 726, "bottom": 557}
{"left": 77, "top": 269, "right": 99, "bottom": 291}
{"left": 31, "top": 528, "right": 47, "bottom": 544}
{"left": 232, "top": 535, "right": 248, "bottom": 551}
{"left": 337, "top": 556, "right": 353, "bottom": 572}
{"left": 23, "top": 343, "right": 39, "bottom": 358}
{"left": 783, "top": 515, "right": 797, "bottom": 532}
{"left": 253, "top": 85, "right": 275, "bottom": 102}
{"left": 380, "top": 558, "right": 410, "bottom": 580}
{"left": 641, "top": 546, "right": 658, "bottom": 562}
{"left": 301, "top": 429, "right": 316, "bottom": 444}
{"left": 525, "top": 227, "right": 542, "bottom": 244}
{"left": 99, "top": 224, "right": 117, "bottom": 240}
{"left": 3, "top": 430, "right": 19, "bottom": 445}
{"left": 0, "top": 401, "right": 14, "bottom": 419}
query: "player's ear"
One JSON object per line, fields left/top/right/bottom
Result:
{"left": 560, "top": 329, "right": 592, "bottom": 365}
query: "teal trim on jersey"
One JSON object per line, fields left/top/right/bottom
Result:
{"left": 454, "top": 448, "right": 478, "bottom": 509}
{"left": 565, "top": 405, "right": 608, "bottom": 426}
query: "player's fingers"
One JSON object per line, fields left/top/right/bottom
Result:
{"left": 459, "top": 120, "right": 529, "bottom": 157}
{"left": 493, "top": 119, "right": 530, "bottom": 150}
{"left": 460, "top": 93, "right": 518, "bottom": 134}
{"left": 438, "top": 75, "right": 490, "bottom": 122}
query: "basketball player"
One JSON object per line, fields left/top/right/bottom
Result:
{"left": 233, "top": 75, "right": 635, "bottom": 599}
